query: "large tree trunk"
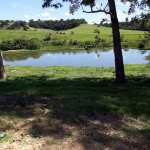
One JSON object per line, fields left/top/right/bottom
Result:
{"left": 0, "top": 50, "right": 6, "bottom": 79}
{"left": 108, "top": 0, "right": 126, "bottom": 83}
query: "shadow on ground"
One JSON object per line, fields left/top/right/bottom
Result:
{"left": 0, "top": 75, "right": 150, "bottom": 149}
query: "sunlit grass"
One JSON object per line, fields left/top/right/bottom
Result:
{"left": 0, "top": 24, "right": 145, "bottom": 43}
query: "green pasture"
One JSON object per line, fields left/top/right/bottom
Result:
{"left": 0, "top": 24, "right": 145, "bottom": 42}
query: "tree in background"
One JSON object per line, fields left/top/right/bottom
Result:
{"left": 42, "top": 0, "right": 126, "bottom": 83}
{"left": 122, "top": 0, "right": 150, "bottom": 21}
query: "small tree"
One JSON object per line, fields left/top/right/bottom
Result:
{"left": 94, "top": 29, "right": 100, "bottom": 35}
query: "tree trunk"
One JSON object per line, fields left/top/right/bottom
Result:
{"left": 0, "top": 50, "right": 6, "bottom": 79}
{"left": 108, "top": 0, "right": 126, "bottom": 83}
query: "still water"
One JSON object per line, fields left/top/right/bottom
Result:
{"left": 3, "top": 49, "right": 150, "bottom": 67}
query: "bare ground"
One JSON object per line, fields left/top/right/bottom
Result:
{"left": 0, "top": 94, "right": 150, "bottom": 150}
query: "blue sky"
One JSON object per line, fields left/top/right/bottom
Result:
{"left": 0, "top": 0, "right": 141, "bottom": 23}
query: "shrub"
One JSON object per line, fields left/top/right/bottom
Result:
{"left": 138, "top": 43, "right": 145, "bottom": 49}
{"left": 0, "top": 39, "right": 28, "bottom": 50}
{"left": 26, "top": 38, "right": 41, "bottom": 50}
{"left": 0, "top": 38, "right": 41, "bottom": 50}
{"left": 43, "top": 34, "right": 51, "bottom": 41}
{"left": 94, "top": 29, "right": 100, "bottom": 35}
{"left": 69, "top": 39, "right": 73, "bottom": 45}
{"left": 72, "top": 40, "right": 78, "bottom": 45}
{"left": 52, "top": 40, "right": 64, "bottom": 46}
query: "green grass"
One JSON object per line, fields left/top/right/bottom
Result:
{"left": 65, "top": 24, "right": 145, "bottom": 41}
{"left": 0, "top": 64, "right": 150, "bottom": 148}
{"left": 0, "top": 24, "right": 149, "bottom": 50}
{"left": 0, "top": 64, "right": 150, "bottom": 119}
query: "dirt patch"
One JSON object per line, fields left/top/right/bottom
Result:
{"left": 0, "top": 94, "right": 150, "bottom": 150}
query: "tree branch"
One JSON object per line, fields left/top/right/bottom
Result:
{"left": 82, "top": 2, "right": 110, "bottom": 15}
{"left": 83, "top": 9, "right": 110, "bottom": 14}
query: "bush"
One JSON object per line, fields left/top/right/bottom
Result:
{"left": 52, "top": 40, "right": 64, "bottom": 46}
{"left": 84, "top": 41, "right": 96, "bottom": 49}
{"left": 94, "top": 29, "right": 100, "bottom": 35}
{"left": 72, "top": 40, "right": 78, "bottom": 45}
{"left": 0, "top": 39, "right": 28, "bottom": 50}
{"left": 26, "top": 38, "right": 41, "bottom": 50}
{"left": 43, "top": 35, "right": 51, "bottom": 41}
{"left": 0, "top": 38, "right": 41, "bottom": 50}
{"left": 138, "top": 43, "right": 145, "bottom": 49}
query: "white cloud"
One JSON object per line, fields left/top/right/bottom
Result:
{"left": 24, "top": 14, "right": 30, "bottom": 18}
{"left": 47, "top": 17, "right": 56, "bottom": 20}
{"left": 24, "top": 12, "right": 56, "bottom": 21}
{"left": 99, "top": 14, "right": 109, "bottom": 19}
{"left": 24, "top": 14, "right": 36, "bottom": 20}
{"left": 116, "top": 2, "right": 123, "bottom": 5}
{"left": 42, "top": 12, "right": 51, "bottom": 17}
{"left": 41, "top": 12, "right": 55, "bottom": 20}
{"left": 97, "top": 14, "right": 110, "bottom": 23}
{"left": 65, "top": 12, "right": 71, "bottom": 16}
{"left": 117, "top": 10, "right": 128, "bottom": 21}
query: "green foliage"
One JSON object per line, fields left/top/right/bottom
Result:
{"left": 0, "top": 24, "right": 149, "bottom": 50}
{"left": 69, "top": 39, "right": 79, "bottom": 45}
{"left": 26, "top": 38, "right": 41, "bottom": 50}
{"left": 29, "top": 18, "right": 87, "bottom": 30}
{"left": 138, "top": 42, "right": 145, "bottom": 49}
{"left": 93, "top": 29, "right": 100, "bottom": 34}
{"left": 52, "top": 40, "right": 64, "bottom": 46}
{"left": 6, "top": 21, "right": 29, "bottom": 31}
{"left": 0, "top": 20, "right": 9, "bottom": 28}
{"left": 102, "top": 20, "right": 150, "bottom": 31}
{"left": 43, "top": 34, "right": 51, "bottom": 41}
{"left": 0, "top": 38, "right": 41, "bottom": 50}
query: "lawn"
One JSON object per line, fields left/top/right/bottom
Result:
{"left": 0, "top": 64, "right": 150, "bottom": 149}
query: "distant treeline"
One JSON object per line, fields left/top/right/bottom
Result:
{"left": 28, "top": 19, "right": 87, "bottom": 30}
{"left": 0, "top": 20, "right": 29, "bottom": 30}
{"left": 0, "top": 19, "right": 87, "bottom": 31}
{"left": 102, "top": 20, "right": 150, "bottom": 31}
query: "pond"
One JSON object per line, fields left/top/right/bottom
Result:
{"left": 3, "top": 49, "right": 150, "bottom": 67}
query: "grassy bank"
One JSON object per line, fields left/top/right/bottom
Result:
{"left": 0, "top": 64, "right": 150, "bottom": 149}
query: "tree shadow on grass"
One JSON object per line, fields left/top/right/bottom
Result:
{"left": 0, "top": 75, "right": 150, "bottom": 149}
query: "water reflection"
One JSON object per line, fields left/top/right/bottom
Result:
{"left": 3, "top": 49, "right": 150, "bottom": 67}
{"left": 3, "top": 51, "right": 44, "bottom": 62}
{"left": 139, "top": 50, "right": 150, "bottom": 64}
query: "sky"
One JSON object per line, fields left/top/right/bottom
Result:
{"left": 0, "top": 0, "right": 142, "bottom": 24}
